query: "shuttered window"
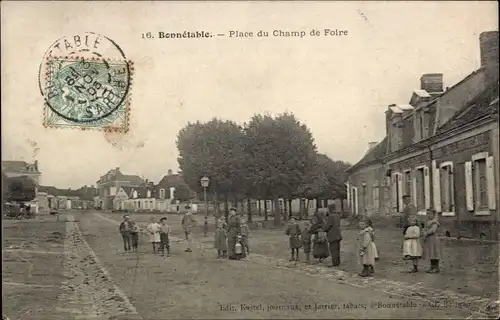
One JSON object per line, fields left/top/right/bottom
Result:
{"left": 416, "top": 168, "right": 425, "bottom": 210}
{"left": 467, "top": 153, "right": 496, "bottom": 214}
{"left": 439, "top": 164, "right": 454, "bottom": 214}
{"left": 473, "top": 158, "right": 488, "bottom": 209}
{"left": 352, "top": 187, "right": 359, "bottom": 215}
{"left": 404, "top": 170, "right": 412, "bottom": 197}
{"left": 372, "top": 186, "right": 380, "bottom": 210}
{"left": 362, "top": 185, "right": 368, "bottom": 213}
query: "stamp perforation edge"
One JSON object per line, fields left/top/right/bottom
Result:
{"left": 42, "top": 57, "right": 134, "bottom": 133}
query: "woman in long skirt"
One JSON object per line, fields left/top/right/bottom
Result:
{"left": 309, "top": 210, "right": 329, "bottom": 262}
{"left": 357, "top": 219, "right": 376, "bottom": 277}
{"left": 227, "top": 208, "right": 245, "bottom": 260}
{"left": 423, "top": 209, "right": 442, "bottom": 273}
{"left": 214, "top": 217, "right": 228, "bottom": 258}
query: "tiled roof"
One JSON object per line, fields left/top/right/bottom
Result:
{"left": 97, "top": 168, "right": 144, "bottom": 185}
{"left": 345, "top": 137, "right": 388, "bottom": 173}
{"left": 121, "top": 174, "right": 144, "bottom": 185}
{"left": 38, "top": 185, "right": 80, "bottom": 197}
{"left": 130, "top": 186, "right": 157, "bottom": 199}
{"left": 2, "top": 161, "right": 40, "bottom": 174}
{"left": 120, "top": 186, "right": 134, "bottom": 197}
{"left": 157, "top": 173, "right": 185, "bottom": 188}
{"left": 437, "top": 82, "right": 499, "bottom": 134}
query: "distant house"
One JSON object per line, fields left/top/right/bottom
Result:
{"left": 117, "top": 183, "right": 158, "bottom": 211}
{"left": 2, "top": 160, "right": 41, "bottom": 183}
{"left": 112, "top": 170, "right": 196, "bottom": 212}
{"left": 154, "top": 169, "right": 196, "bottom": 211}
{"left": 346, "top": 31, "right": 499, "bottom": 240}
{"left": 37, "top": 185, "right": 92, "bottom": 211}
{"left": 2, "top": 160, "right": 41, "bottom": 212}
{"left": 96, "top": 167, "right": 144, "bottom": 210}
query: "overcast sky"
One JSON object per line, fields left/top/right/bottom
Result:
{"left": 1, "top": 1, "right": 498, "bottom": 188}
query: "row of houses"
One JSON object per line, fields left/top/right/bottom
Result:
{"left": 346, "top": 31, "right": 499, "bottom": 240}
{"left": 94, "top": 168, "right": 194, "bottom": 211}
{"left": 2, "top": 160, "right": 97, "bottom": 212}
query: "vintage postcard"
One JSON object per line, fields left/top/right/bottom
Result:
{"left": 1, "top": 1, "right": 499, "bottom": 319}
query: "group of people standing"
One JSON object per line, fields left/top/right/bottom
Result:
{"left": 214, "top": 208, "right": 251, "bottom": 260}
{"left": 285, "top": 204, "right": 345, "bottom": 267}
{"left": 119, "top": 214, "right": 172, "bottom": 256}
{"left": 284, "top": 198, "right": 442, "bottom": 278}
{"left": 401, "top": 195, "right": 442, "bottom": 274}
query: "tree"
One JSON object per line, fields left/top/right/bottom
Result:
{"left": 244, "top": 112, "right": 316, "bottom": 226}
{"left": 173, "top": 184, "right": 193, "bottom": 202}
{"left": 5, "top": 176, "right": 37, "bottom": 203}
{"left": 177, "top": 118, "right": 248, "bottom": 219}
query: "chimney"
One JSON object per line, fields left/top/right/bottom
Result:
{"left": 115, "top": 167, "right": 120, "bottom": 172}
{"left": 368, "top": 142, "right": 378, "bottom": 152}
{"left": 420, "top": 73, "right": 443, "bottom": 93}
{"left": 480, "top": 31, "right": 499, "bottom": 83}
{"left": 167, "top": 169, "right": 173, "bottom": 176}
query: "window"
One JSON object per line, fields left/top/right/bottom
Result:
{"left": 351, "top": 187, "right": 358, "bottom": 215}
{"left": 474, "top": 159, "right": 488, "bottom": 209}
{"left": 440, "top": 163, "right": 454, "bottom": 214}
{"left": 147, "top": 190, "right": 151, "bottom": 198}
{"left": 372, "top": 185, "right": 380, "bottom": 210}
{"left": 362, "top": 185, "right": 368, "bottom": 213}
{"left": 404, "top": 170, "right": 412, "bottom": 198}
{"left": 414, "top": 166, "right": 430, "bottom": 213}
{"left": 392, "top": 173, "right": 403, "bottom": 213}
{"left": 137, "top": 201, "right": 141, "bottom": 209}
{"left": 466, "top": 153, "right": 496, "bottom": 215}
{"left": 159, "top": 188, "right": 165, "bottom": 199}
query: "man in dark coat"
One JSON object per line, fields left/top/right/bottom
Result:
{"left": 324, "top": 204, "right": 342, "bottom": 267}
{"left": 119, "top": 214, "right": 132, "bottom": 252}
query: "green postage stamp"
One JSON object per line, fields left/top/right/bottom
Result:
{"left": 39, "top": 32, "right": 133, "bottom": 132}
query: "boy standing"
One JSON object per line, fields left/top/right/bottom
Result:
{"left": 130, "top": 220, "right": 139, "bottom": 252}
{"left": 301, "top": 221, "right": 312, "bottom": 262}
{"left": 159, "top": 217, "right": 171, "bottom": 257}
{"left": 285, "top": 217, "right": 302, "bottom": 261}
{"left": 182, "top": 206, "right": 196, "bottom": 252}
{"left": 119, "top": 215, "right": 132, "bottom": 252}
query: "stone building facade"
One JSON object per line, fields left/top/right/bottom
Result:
{"left": 95, "top": 167, "right": 144, "bottom": 209}
{"left": 346, "top": 31, "right": 499, "bottom": 239}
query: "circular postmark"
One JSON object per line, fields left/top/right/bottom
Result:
{"left": 39, "top": 32, "right": 132, "bottom": 124}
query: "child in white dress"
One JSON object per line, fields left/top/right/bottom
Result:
{"left": 147, "top": 217, "right": 161, "bottom": 254}
{"left": 403, "top": 215, "right": 423, "bottom": 273}
{"left": 367, "top": 219, "right": 379, "bottom": 261}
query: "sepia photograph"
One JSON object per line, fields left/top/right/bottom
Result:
{"left": 1, "top": 1, "right": 499, "bottom": 319}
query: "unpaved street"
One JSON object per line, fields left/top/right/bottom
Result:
{"left": 76, "top": 211, "right": 479, "bottom": 319}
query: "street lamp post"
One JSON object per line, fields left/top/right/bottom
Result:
{"left": 200, "top": 176, "right": 210, "bottom": 237}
